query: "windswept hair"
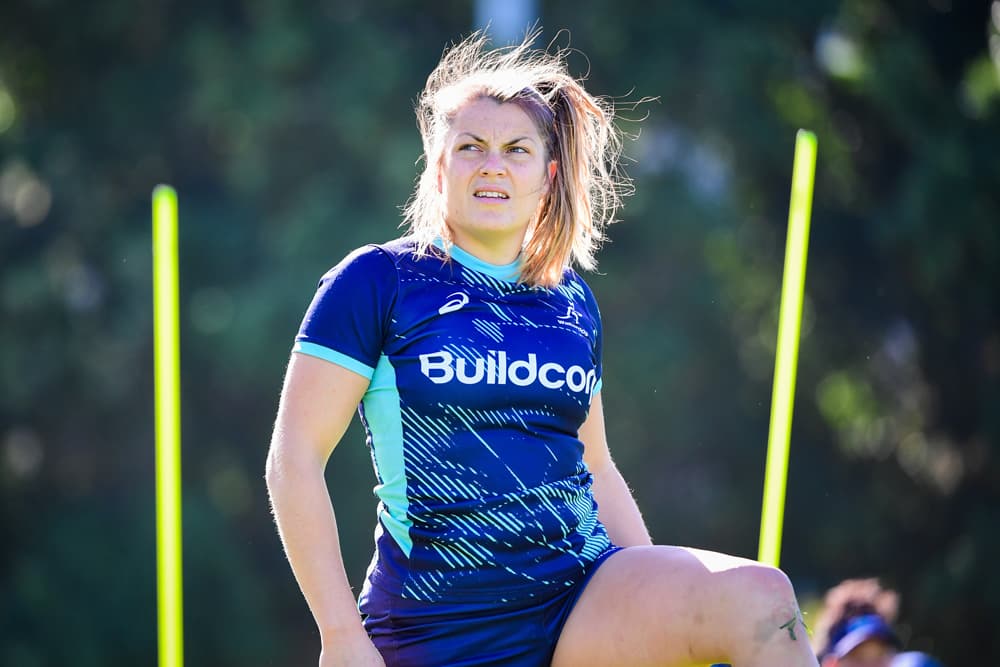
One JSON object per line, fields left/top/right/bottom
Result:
{"left": 402, "top": 29, "right": 632, "bottom": 288}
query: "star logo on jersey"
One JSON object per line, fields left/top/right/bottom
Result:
{"left": 438, "top": 291, "right": 470, "bottom": 315}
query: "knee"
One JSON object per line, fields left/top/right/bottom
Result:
{"left": 731, "top": 563, "right": 799, "bottom": 615}
{"left": 748, "top": 563, "right": 794, "bottom": 594}
{"left": 718, "top": 565, "right": 815, "bottom": 664}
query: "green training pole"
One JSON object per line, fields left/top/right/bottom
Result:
{"left": 153, "top": 184, "right": 184, "bottom": 667}
{"left": 757, "top": 130, "right": 817, "bottom": 568}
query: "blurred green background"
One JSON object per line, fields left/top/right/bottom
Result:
{"left": 2, "top": 0, "right": 998, "bottom": 664}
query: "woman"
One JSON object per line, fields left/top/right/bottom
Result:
{"left": 266, "top": 30, "right": 819, "bottom": 667}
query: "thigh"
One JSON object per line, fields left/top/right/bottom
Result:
{"left": 551, "top": 545, "right": 770, "bottom": 667}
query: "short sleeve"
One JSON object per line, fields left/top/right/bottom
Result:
{"left": 578, "top": 276, "right": 603, "bottom": 396}
{"left": 293, "top": 245, "right": 397, "bottom": 379}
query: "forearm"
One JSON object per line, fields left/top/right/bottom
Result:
{"left": 591, "top": 462, "right": 653, "bottom": 547}
{"left": 266, "top": 449, "right": 366, "bottom": 641}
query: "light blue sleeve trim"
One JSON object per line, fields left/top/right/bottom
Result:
{"left": 293, "top": 341, "right": 375, "bottom": 379}
{"left": 593, "top": 377, "right": 603, "bottom": 396}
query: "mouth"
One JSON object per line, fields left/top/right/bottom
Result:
{"left": 473, "top": 189, "right": 510, "bottom": 200}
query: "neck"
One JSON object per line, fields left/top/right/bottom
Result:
{"left": 446, "top": 229, "right": 525, "bottom": 266}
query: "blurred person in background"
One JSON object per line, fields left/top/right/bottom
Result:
{"left": 265, "top": 29, "right": 819, "bottom": 667}
{"left": 812, "top": 578, "right": 945, "bottom": 667}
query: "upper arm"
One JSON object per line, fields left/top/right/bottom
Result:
{"left": 269, "top": 352, "right": 371, "bottom": 469}
{"left": 580, "top": 392, "right": 613, "bottom": 476}
{"left": 270, "top": 245, "right": 396, "bottom": 469}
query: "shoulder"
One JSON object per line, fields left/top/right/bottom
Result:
{"left": 560, "top": 267, "right": 600, "bottom": 303}
{"left": 319, "top": 238, "right": 416, "bottom": 283}
{"left": 563, "top": 266, "right": 590, "bottom": 285}
{"left": 371, "top": 236, "right": 419, "bottom": 261}
{"left": 337, "top": 237, "right": 447, "bottom": 271}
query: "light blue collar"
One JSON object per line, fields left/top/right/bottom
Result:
{"left": 433, "top": 238, "right": 521, "bottom": 283}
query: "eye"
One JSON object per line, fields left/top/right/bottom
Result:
{"left": 458, "top": 143, "right": 482, "bottom": 152}
{"left": 507, "top": 145, "right": 529, "bottom": 154}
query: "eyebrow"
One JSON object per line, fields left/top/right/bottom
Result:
{"left": 458, "top": 132, "right": 537, "bottom": 145}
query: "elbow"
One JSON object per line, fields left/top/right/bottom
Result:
{"left": 585, "top": 451, "right": 615, "bottom": 480}
{"left": 264, "top": 447, "right": 279, "bottom": 490}
{"left": 264, "top": 434, "right": 324, "bottom": 492}
{"left": 264, "top": 439, "right": 287, "bottom": 492}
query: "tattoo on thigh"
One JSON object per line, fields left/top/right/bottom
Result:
{"left": 779, "top": 610, "right": 808, "bottom": 641}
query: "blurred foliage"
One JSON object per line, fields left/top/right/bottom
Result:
{"left": 1, "top": 0, "right": 998, "bottom": 664}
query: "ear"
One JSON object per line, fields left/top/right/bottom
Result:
{"left": 548, "top": 160, "right": 558, "bottom": 182}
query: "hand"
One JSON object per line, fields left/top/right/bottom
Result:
{"left": 318, "top": 635, "right": 386, "bottom": 667}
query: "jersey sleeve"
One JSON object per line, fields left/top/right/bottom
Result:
{"left": 293, "top": 244, "right": 397, "bottom": 379}
{"left": 579, "top": 276, "right": 604, "bottom": 396}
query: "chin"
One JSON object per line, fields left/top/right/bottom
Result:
{"left": 459, "top": 218, "right": 525, "bottom": 235}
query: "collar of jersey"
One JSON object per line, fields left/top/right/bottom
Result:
{"left": 433, "top": 238, "right": 522, "bottom": 283}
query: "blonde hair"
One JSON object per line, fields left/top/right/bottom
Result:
{"left": 402, "top": 29, "right": 631, "bottom": 288}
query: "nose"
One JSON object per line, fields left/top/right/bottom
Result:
{"left": 479, "top": 150, "right": 506, "bottom": 176}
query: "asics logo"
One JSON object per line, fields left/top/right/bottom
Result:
{"left": 419, "top": 350, "right": 598, "bottom": 395}
{"left": 438, "top": 292, "right": 469, "bottom": 315}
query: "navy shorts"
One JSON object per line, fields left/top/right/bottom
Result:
{"left": 360, "top": 546, "right": 622, "bottom": 667}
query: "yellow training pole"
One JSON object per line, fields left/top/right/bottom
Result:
{"left": 757, "top": 131, "right": 818, "bottom": 568}
{"left": 153, "top": 184, "right": 184, "bottom": 667}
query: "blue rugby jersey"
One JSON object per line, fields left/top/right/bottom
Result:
{"left": 294, "top": 237, "right": 612, "bottom": 603}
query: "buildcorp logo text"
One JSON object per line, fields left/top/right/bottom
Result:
{"left": 419, "top": 350, "right": 597, "bottom": 394}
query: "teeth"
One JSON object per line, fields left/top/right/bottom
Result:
{"left": 475, "top": 191, "right": 508, "bottom": 199}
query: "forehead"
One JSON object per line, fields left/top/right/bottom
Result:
{"left": 447, "top": 98, "right": 543, "bottom": 141}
